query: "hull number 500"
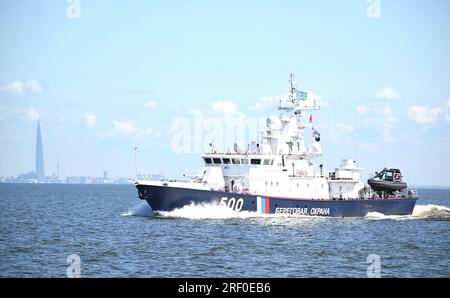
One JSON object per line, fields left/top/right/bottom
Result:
{"left": 220, "top": 197, "right": 244, "bottom": 211}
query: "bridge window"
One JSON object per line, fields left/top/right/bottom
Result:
{"left": 213, "top": 158, "right": 221, "bottom": 164}
{"left": 270, "top": 160, "right": 274, "bottom": 165}
{"left": 204, "top": 158, "right": 212, "bottom": 164}
{"left": 251, "top": 159, "right": 261, "bottom": 165}
{"left": 222, "top": 158, "right": 231, "bottom": 164}
{"left": 263, "top": 159, "right": 271, "bottom": 165}
{"left": 232, "top": 158, "right": 241, "bottom": 164}
{"left": 241, "top": 158, "right": 249, "bottom": 164}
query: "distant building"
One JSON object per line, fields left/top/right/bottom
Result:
{"left": 103, "top": 171, "right": 108, "bottom": 180}
{"left": 35, "top": 121, "right": 45, "bottom": 181}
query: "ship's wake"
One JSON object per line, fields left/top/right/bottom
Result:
{"left": 123, "top": 202, "right": 450, "bottom": 221}
{"left": 365, "top": 204, "right": 450, "bottom": 221}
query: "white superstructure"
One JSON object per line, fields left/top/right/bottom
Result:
{"left": 150, "top": 74, "right": 365, "bottom": 200}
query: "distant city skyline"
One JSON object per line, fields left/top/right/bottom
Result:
{"left": 1, "top": 1, "right": 449, "bottom": 186}
{"left": 1, "top": 120, "right": 137, "bottom": 184}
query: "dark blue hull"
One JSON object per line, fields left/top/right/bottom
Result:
{"left": 136, "top": 184, "right": 418, "bottom": 218}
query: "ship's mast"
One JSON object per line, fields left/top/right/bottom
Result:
{"left": 289, "top": 73, "right": 297, "bottom": 104}
{"left": 279, "top": 73, "right": 320, "bottom": 111}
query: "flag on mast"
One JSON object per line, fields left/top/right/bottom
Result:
{"left": 312, "top": 127, "right": 321, "bottom": 141}
{"left": 309, "top": 114, "right": 312, "bottom": 124}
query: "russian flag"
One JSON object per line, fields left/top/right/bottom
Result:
{"left": 257, "top": 197, "right": 271, "bottom": 214}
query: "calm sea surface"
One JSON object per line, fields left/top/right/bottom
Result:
{"left": 0, "top": 184, "right": 449, "bottom": 277}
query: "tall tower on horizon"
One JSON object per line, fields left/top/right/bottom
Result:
{"left": 35, "top": 121, "right": 45, "bottom": 181}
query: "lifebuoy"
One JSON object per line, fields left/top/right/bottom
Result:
{"left": 394, "top": 173, "right": 401, "bottom": 180}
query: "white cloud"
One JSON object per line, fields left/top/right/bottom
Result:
{"left": 326, "top": 123, "right": 355, "bottom": 143}
{"left": 134, "top": 128, "right": 154, "bottom": 140}
{"left": 0, "top": 80, "right": 44, "bottom": 95}
{"left": 357, "top": 106, "right": 399, "bottom": 125}
{"left": 407, "top": 105, "right": 442, "bottom": 124}
{"left": 84, "top": 112, "right": 97, "bottom": 127}
{"left": 113, "top": 120, "right": 159, "bottom": 140}
{"left": 144, "top": 100, "right": 158, "bottom": 109}
{"left": 356, "top": 105, "right": 369, "bottom": 115}
{"left": 26, "top": 80, "right": 44, "bottom": 93}
{"left": 211, "top": 100, "right": 238, "bottom": 115}
{"left": 331, "top": 123, "right": 355, "bottom": 133}
{"left": 376, "top": 87, "right": 400, "bottom": 100}
{"left": 357, "top": 106, "right": 398, "bottom": 137}
{"left": 382, "top": 106, "right": 399, "bottom": 123}
{"left": 114, "top": 121, "right": 139, "bottom": 135}
{"left": 153, "top": 131, "right": 162, "bottom": 139}
{"left": 252, "top": 96, "right": 279, "bottom": 111}
{"left": 381, "top": 106, "right": 392, "bottom": 114}
{"left": 1, "top": 81, "right": 25, "bottom": 94}
{"left": 26, "top": 108, "right": 40, "bottom": 121}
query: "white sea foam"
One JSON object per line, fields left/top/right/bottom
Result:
{"left": 412, "top": 204, "right": 450, "bottom": 218}
{"left": 122, "top": 202, "right": 154, "bottom": 217}
{"left": 364, "top": 212, "right": 410, "bottom": 221}
{"left": 157, "top": 202, "right": 261, "bottom": 220}
{"left": 365, "top": 204, "right": 450, "bottom": 221}
{"left": 156, "top": 202, "right": 329, "bottom": 221}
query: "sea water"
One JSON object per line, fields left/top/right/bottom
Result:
{"left": 0, "top": 184, "right": 448, "bottom": 277}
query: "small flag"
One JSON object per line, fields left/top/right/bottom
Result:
{"left": 297, "top": 91, "right": 308, "bottom": 100}
{"left": 309, "top": 114, "right": 313, "bottom": 124}
{"left": 312, "top": 127, "right": 320, "bottom": 137}
{"left": 312, "top": 127, "right": 321, "bottom": 142}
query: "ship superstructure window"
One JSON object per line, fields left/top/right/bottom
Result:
{"left": 271, "top": 160, "right": 274, "bottom": 165}
{"left": 241, "top": 159, "right": 249, "bottom": 164}
{"left": 232, "top": 158, "right": 241, "bottom": 164}
{"left": 213, "top": 158, "right": 221, "bottom": 164}
{"left": 222, "top": 158, "right": 231, "bottom": 164}
{"left": 204, "top": 158, "right": 212, "bottom": 164}
{"left": 263, "top": 159, "right": 271, "bottom": 165}
{"left": 251, "top": 159, "right": 261, "bottom": 165}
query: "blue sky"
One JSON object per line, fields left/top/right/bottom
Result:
{"left": 0, "top": 0, "right": 449, "bottom": 186}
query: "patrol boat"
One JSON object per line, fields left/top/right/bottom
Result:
{"left": 135, "top": 74, "right": 418, "bottom": 217}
